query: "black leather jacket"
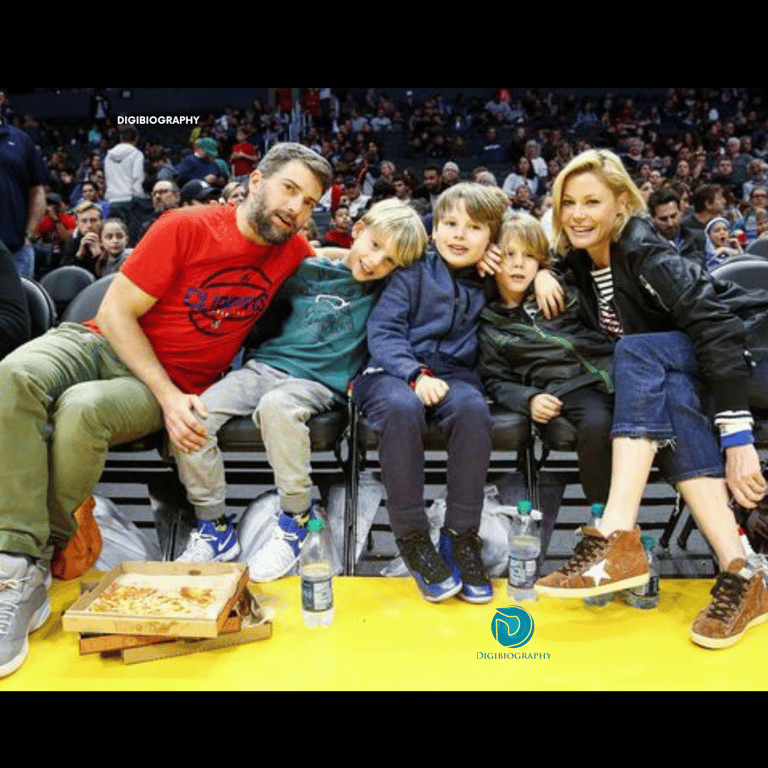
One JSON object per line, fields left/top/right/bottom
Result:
{"left": 559, "top": 216, "right": 768, "bottom": 417}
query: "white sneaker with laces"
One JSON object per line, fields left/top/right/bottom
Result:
{"left": 248, "top": 511, "right": 311, "bottom": 582}
{"left": 177, "top": 517, "right": 241, "bottom": 563}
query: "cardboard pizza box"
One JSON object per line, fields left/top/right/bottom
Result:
{"left": 63, "top": 561, "right": 249, "bottom": 639}
{"left": 119, "top": 614, "right": 272, "bottom": 665}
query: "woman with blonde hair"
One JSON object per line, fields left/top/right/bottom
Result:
{"left": 535, "top": 148, "right": 768, "bottom": 649}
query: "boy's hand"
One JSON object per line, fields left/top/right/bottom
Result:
{"left": 414, "top": 374, "right": 449, "bottom": 407}
{"left": 535, "top": 269, "right": 565, "bottom": 319}
{"left": 530, "top": 393, "right": 563, "bottom": 424}
{"left": 476, "top": 244, "right": 502, "bottom": 277}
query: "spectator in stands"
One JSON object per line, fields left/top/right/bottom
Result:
{"left": 59, "top": 201, "right": 103, "bottom": 275}
{"left": 147, "top": 147, "right": 177, "bottom": 183}
{"left": 441, "top": 161, "right": 460, "bottom": 188}
{"left": 96, "top": 217, "right": 132, "bottom": 277}
{"left": 502, "top": 156, "right": 540, "bottom": 201}
{"left": 220, "top": 181, "right": 247, "bottom": 207}
{"left": 176, "top": 138, "right": 226, "bottom": 188}
{"left": 0, "top": 141, "right": 332, "bottom": 679}
{"left": 343, "top": 175, "right": 370, "bottom": 219}
{"left": 393, "top": 172, "right": 414, "bottom": 204}
{"left": 37, "top": 193, "right": 77, "bottom": 271}
{"left": 683, "top": 183, "right": 727, "bottom": 231}
{"left": 229, "top": 127, "right": 259, "bottom": 181}
{"left": 104, "top": 127, "right": 145, "bottom": 228}
{"left": 736, "top": 185, "right": 768, "bottom": 243}
{"left": 535, "top": 148, "right": 768, "bottom": 650}
{"left": 742, "top": 159, "right": 768, "bottom": 202}
{"left": 77, "top": 180, "right": 110, "bottom": 217}
{"left": 179, "top": 179, "right": 219, "bottom": 207}
{"left": 647, "top": 186, "right": 706, "bottom": 268}
{"left": 481, "top": 126, "right": 506, "bottom": 166}
{"left": 320, "top": 204, "right": 353, "bottom": 248}
{"left": 414, "top": 163, "right": 443, "bottom": 212}
{"left": 0, "top": 89, "right": 47, "bottom": 279}
{"left": 704, "top": 216, "right": 742, "bottom": 269}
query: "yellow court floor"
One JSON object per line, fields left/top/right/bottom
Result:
{"left": 2, "top": 573, "right": 767, "bottom": 691}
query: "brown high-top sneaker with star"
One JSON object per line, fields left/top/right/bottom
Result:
{"left": 690, "top": 558, "right": 768, "bottom": 649}
{"left": 535, "top": 526, "right": 649, "bottom": 598}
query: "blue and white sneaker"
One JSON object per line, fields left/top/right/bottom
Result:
{"left": 177, "top": 515, "right": 241, "bottom": 563}
{"left": 248, "top": 501, "right": 321, "bottom": 582}
{"left": 396, "top": 530, "right": 463, "bottom": 603}
{"left": 439, "top": 527, "right": 493, "bottom": 604}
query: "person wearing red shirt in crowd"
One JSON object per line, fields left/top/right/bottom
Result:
{"left": 37, "top": 193, "right": 77, "bottom": 268}
{"left": 0, "top": 143, "right": 332, "bottom": 679}
{"left": 229, "top": 127, "right": 259, "bottom": 180}
{"left": 320, "top": 204, "right": 354, "bottom": 248}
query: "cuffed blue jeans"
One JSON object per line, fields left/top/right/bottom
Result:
{"left": 611, "top": 331, "right": 725, "bottom": 483}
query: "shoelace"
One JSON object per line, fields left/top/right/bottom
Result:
{"left": 448, "top": 531, "right": 485, "bottom": 582}
{"left": 180, "top": 531, "right": 216, "bottom": 559}
{"left": 0, "top": 578, "right": 25, "bottom": 634}
{"left": 562, "top": 533, "right": 606, "bottom": 575}
{"left": 704, "top": 571, "right": 748, "bottom": 623}
{"left": 399, "top": 534, "right": 447, "bottom": 582}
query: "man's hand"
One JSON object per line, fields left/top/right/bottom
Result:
{"left": 725, "top": 443, "right": 767, "bottom": 509}
{"left": 159, "top": 390, "right": 210, "bottom": 454}
{"left": 414, "top": 374, "right": 449, "bottom": 407}
{"left": 529, "top": 393, "right": 563, "bottom": 424}
{"left": 535, "top": 269, "right": 565, "bottom": 319}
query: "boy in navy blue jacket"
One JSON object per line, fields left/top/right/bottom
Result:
{"left": 352, "top": 182, "right": 509, "bottom": 603}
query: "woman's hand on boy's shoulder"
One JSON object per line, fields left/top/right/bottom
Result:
{"left": 534, "top": 269, "right": 565, "bottom": 319}
{"left": 476, "top": 244, "right": 502, "bottom": 278}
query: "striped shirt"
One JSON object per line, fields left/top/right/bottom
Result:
{"left": 591, "top": 265, "right": 623, "bottom": 338}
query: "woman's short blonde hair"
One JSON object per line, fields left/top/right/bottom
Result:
{"left": 551, "top": 148, "right": 647, "bottom": 255}
{"left": 498, "top": 211, "right": 552, "bottom": 269}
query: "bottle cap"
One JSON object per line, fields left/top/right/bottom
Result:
{"left": 308, "top": 518, "right": 325, "bottom": 533}
{"left": 590, "top": 504, "right": 605, "bottom": 517}
{"left": 517, "top": 500, "right": 532, "bottom": 514}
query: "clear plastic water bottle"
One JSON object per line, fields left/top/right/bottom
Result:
{"left": 625, "top": 535, "right": 659, "bottom": 609}
{"left": 507, "top": 500, "right": 541, "bottom": 603}
{"left": 583, "top": 504, "right": 613, "bottom": 607}
{"left": 300, "top": 518, "right": 335, "bottom": 627}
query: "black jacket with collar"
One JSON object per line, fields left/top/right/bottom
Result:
{"left": 558, "top": 216, "right": 768, "bottom": 418}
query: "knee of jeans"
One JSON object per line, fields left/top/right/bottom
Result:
{"left": 255, "top": 389, "right": 308, "bottom": 426}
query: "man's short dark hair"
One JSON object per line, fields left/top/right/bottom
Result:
{"left": 648, "top": 186, "right": 682, "bottom": 217}
{"left": 692, "top": 183, "right": 722, "bottom": 213}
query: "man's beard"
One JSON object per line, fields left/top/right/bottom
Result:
{"left": 246, "top": 188, "right": 298, "bottom": 244}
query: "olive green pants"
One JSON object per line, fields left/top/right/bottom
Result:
{"left": 0, "top": 323, "right": 163, "bottom": 558}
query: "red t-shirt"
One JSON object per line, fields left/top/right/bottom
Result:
{"left": 86, "top": 205, "right": 311, "bottom": 394}
{"left": 231, "top": 141, "right": 258, "bottom": 177}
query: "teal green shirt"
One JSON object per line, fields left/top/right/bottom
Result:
{"left": 248, "top": 256, "right": 381, "bottom": 402}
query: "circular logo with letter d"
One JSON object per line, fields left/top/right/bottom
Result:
{"left": 491, "top": 606, "right": 535, "bottom": 648}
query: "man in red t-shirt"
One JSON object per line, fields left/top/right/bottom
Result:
{"left": 0, "top": 142, "right": 332, "bottom": 678}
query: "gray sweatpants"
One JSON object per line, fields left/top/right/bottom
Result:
{"left": 172, "top": 359, "right": 337, "bottom": 519}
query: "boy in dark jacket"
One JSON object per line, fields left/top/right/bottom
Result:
{"left": 478, "top": 212, "right": 616, "bottom": 509}
{"left": 352, "top": 182, "right": 509, "bottom": 604}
